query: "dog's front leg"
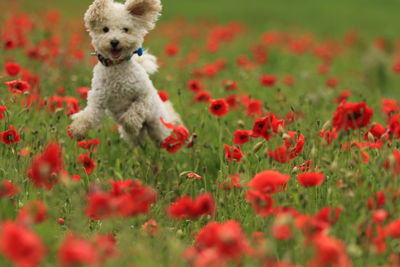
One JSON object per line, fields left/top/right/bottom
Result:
{"left": 118, "top": 100, "right": 149, "bottom": 138}
{"left": 70, "top": 88, "right": 106, "bottom": 141}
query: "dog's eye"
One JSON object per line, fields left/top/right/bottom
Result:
{"left": 123, "top": 28, "right": 129, "bottom": 33}
{"left": 103, "top": 27, "right": 109, "bottom": 33}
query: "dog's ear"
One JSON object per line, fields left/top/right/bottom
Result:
{"left": 84, "top": 0, "right": 112, "bottom": 30}
{"left": 125, "top": 0, "right": 162, "bottom": 31}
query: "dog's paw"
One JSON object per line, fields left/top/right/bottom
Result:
{"left": 69, "top": 119, "right": 89, "bottom": 141}
{"left": 119, "top": 112, "right": 143, "bottom": 137}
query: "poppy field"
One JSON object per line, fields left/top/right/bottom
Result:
{"left": 2, "top": 0, "right": 400, "bottom": 266}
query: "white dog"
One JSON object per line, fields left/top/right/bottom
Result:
{"left": 69, "top": 0, "right": 182, "bottom": 146}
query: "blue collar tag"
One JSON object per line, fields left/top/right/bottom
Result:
{"left": 134, "top": 47, "right": 143, "bottom": 56}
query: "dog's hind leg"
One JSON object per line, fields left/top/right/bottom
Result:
{"left": 119, "top": 126, "right": 146, "bottom": 147}
{"left": 118, "top": 100, "right": 148, "bottom": 137}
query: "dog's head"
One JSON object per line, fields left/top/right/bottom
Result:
{"left": 84, "top": 0, "right": 161, "bottom": 60}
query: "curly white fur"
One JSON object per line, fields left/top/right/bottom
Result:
{"left": 70, "top": 0, "right": 182, "bottom": 146}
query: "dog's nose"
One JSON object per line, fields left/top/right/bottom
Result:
{"left": 110, "top": 40, "right": 120, "bottom": 48}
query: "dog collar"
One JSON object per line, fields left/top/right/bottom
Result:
{"left": 93, "top": 48, "right": 143, "bottom": 67}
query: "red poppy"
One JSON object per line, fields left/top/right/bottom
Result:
{"left": 314, "top": 206, "right": 341, "bottom": 225}
{"left": 168, "top": 193, "right": 215, "bottom": 219}
{"left": 109, "top": 179, "right": 135, "bottom": 197}
{"left": 335, "top": 90, "right": 352, "bottom": 104}
{"left": 319, "top": 128, "right": 338, "bottom": 146}
{"left": 193, "top": 90, "right": 212, "bottom": 103}
{"left": 141, "top": 219, "right": 158, "bottom": 236}
{"left": 116, "top": 182, "right": 157, "bottom": 217}
{"left": 158, "top": 90, "right": 169, "bottom": 102}
{"left": 326, "top": 76, "right": 339, "bottom": 88}
{"left": 366, "top": 191, "right": 386, "bottom": 210}
{"left": 17, "top": 200, "right": 47, "bottom": 225}
{"left": 0, "top": 180, "right": 18, "bottom": 199}
{"left": 295, "top": 214, "right": 329, "bottom": 240}
{"left": 272, "top": 217, "right": 293, "bottom": 240}
{"left": 294, "top": 160, "right": 312, "bottom": 172}
{"left": 393, "top": 59, "right": 400, "bottom": 74}
{"left": 86, "top": 192, "right": 114, "bottom": 220}
{"left": 284, "top": 131, "right": 305, "bottom": 156}
{"left": 165, "top": 44, "right": 179, "bottom": 56}
{"left": 86, "top": 179, "right": 156, "bottom": 220}
{"left": 225, "top": 95, "right": 238, "bottom": 109}
{"left": 77, "top": 154, "right": 96, "bottom": 175}
{"left": 160, "top": 118, "right": 189, "bottom": 153}
{"left": 252, "top": 45, "right": 267, "bottom": 64}
{"left": 283, "top": 75, "right": 294, "bottom": 86}
{"left": 186, "top": 172, "right": 202, "bottom": 179}
{"left": 188, "top": 79, "right": 204, "bottom": 92}
{"left": 4, "top": 80, "right": 30, "bottom": 94}
{"left": 0, "top": 125, "right": 20, "bottom": 145}
{"left": 363, "top": 123, "right": 386, "bottom": 142}
{"left": 63, "top": 96, "right": 80, "bottom": 116}
{"left": 22, "top": 93, "right": 45, "bottom": 109}
{"left": 268, "top": 131, "right": 305, "bottom": 163}
{"left": 309, "top": 234, "right": 351, "bottom": 267}
{"left": 0, "top": 221, "right": 46, "bottom": 267}
{"left": 251, "top": 113, "right": 284, "bottom": 141}
{"left": 189, "top": 220, "right": 250, "bottom": 262}
{"left": 95, "top": 234, "right": 119, "bottom": 264}
{"left": 332, "top": 101, "right": 373, "bottom": 131}
{"left": 76, "top": 139, "right": 100, "bottom": 150}
{"left": 246, "top": 99, "right": 263, "bottom": 117}
{"left": 58, "top": 233, "right": 97, "bottom": 266}
{"left": 27, "top": 142, "right": 63, "bottom": 190}
{"left": 202, "top": 59, "right": 226, "bottom": 78}
{"left": 388, "top": 113, "right": 400, "bottom": 138}
{"left": 246, "top": 190, "right": 274, "bottom": 216}
{"left": 5, "top": 62, "right": 21, "bottom": 76}
{"left": 209, "top": 99, "right": 229, "bottom": 117}
{"left": 382, "top": 98, "right": 400, "bottom": 117}
{"left": 56, "top": 86, "right": 65, "bottom": 95}
{"left": 218, "top": 173, "right": 242, "bottom": 190}
{"left": 47, "top": 96, "right": 64, "bottom": 113}
{"left": 222, "top": 79, "right": 238, "bottom": 90}
{"left": 260, "top": 74, "right": 277, "bottom": 87}
{"left": 262, "top": 31, "right": 282, "bottom": 46}
{"left": 298, "top": 172, "right": 324, "bottom": 187}
{"left": 248, "top": 170, "right": 289, "bottom": 194}
{"left": 224, "top": 144, "right": 243, "bottom": 162}
{"left": 0, "top": 106, "right": 6, "bottom": 120}
{"left": 372, "top": 209, "right": 389, "bottom": 225}
{"left": 233, "top": 129, "right": 251, "bottom": 145}
{"left": 268, "top": 146, "right": 292, "bottom": 163}
{"left": 384, "top": 150, "right": 400, "bottom": 174}
{"left": 77, "top": 87, "right": 90, "bottom": 100}
{"left": 386, "top": 219, "right": 400, "bottom": 238}
{"left": 63, "top": 97, "right": 80, "bottom": 116}
{"left": 71, "top": 174, "right": 81, "bottom": 181}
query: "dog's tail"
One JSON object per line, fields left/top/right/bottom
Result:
{"left": 134, "top": 51, "right": 158, "bottom": 75}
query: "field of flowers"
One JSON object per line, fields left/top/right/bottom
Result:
{"left": 1, "top": 0, "right": 400, "bottom": 266}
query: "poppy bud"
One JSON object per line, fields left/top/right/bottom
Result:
{"left": 367, "top": 132, "right": 375, "bottom": 142}
{"left": 252, "top": 142, "right": 264, "bottom": 153}
{"left": 310, "top": 146, "right": 317, "bottom": 158}
{"left": 237, "top": 120, "right": 245, "bottom": 128}
{"left": 321, "top": 120, "right": 331, "bottom": 132}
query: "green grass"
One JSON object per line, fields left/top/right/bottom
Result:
{"left": 4, "top": 0, "right": 400, "bottom": 36}
{"left": 0, "top": 0, "right": 400, "bottom": 266}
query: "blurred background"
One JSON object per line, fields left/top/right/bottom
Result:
{"left": 1, "top": 0, "right": 400, "bottom": 37}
